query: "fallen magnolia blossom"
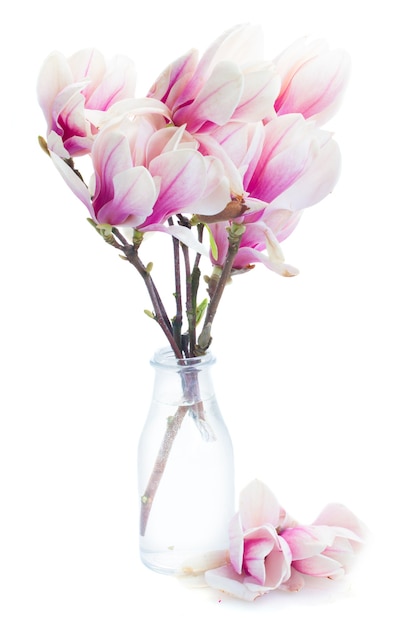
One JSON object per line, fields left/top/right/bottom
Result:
{"left": 178, "top": 479, "right": 366, "bottom": 601}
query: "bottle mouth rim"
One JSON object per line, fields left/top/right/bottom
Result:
{"left": 151, "top": 347, "right": 215, "bottom": 369}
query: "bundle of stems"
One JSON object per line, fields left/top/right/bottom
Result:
{"left": 92, "top": 215, "right": 245, "bottom": 358}
{"left": 91, "top": 213, "right": 245, "bottom": 535}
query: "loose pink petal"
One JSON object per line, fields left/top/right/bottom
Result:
{"left": 178, "top": 549, "right": 228, "bottom": 576}
{"left": 204, "top": 564, "right": 265, "bottom": 601}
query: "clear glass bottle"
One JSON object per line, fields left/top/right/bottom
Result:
{"left": 138, "top": 347, "right": 235, "bottom": 575}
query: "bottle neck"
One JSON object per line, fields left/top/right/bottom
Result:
{"left": 151, "top": 347, "right": 215, "bottom": 372}
{"left": 150, "top": 348, "right": 216, "bottom": 404}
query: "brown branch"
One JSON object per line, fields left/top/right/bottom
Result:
{"left": 196, "top": 222, "right": 246, "bottom": 353}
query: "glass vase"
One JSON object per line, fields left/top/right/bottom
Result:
{"left": 138, "top": 347, "right": 235, "bottom": 575}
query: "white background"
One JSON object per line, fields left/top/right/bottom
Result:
{"left": 1, "top": 0, "right": 399, "bottom": 623}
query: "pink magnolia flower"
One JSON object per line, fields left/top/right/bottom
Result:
{"left": 198, "top": 113, "right": 341, "bottom": 222}
{"left": 281, "top": 503, "right": 365, "bottom": 588}
{"left": 204, "top": 480, "right": 293, "bottom": 601}
{"left": 244, "top": 113, "right": 341, "bottom": 209}
{"left": 203, "top": 114, "right": 339, "bottom": 277}
{"left": 49, "top": 115, "right": 231, "bottom": 249}
{"left": 273, "top": 37, "right": 351, "bottom": 125}
{"left": 37, "top": 48, "right": 137, "bottom": 158}
{"left": 209, "top": 209, "right": 300, "bottom": 277}
{"left": 148, "top": 24, "right": 280, "bottom": 134}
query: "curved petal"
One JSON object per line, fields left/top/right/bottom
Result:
{"left": 204, "top": 564, "right": 266, "bottom": 601}
{"left": 196, "top": 133, "right": 244, "bottom": 196}
{"left": 187, "top": 155, "right": 231, "bottom": 216}
{"left": 228, "top": 511, "right": 244, "bottom": 575}
{"left": 207, "top": 24, "right": 265, "bottom": 69}
{"left": 52, "top": 86, "right": 91, "bottom": 156}
{"left": 280, "top": 567, "right": 305, "bottom": 592}
{"left": 96, "top": 166, "right": 156, "bottom": 226}
{"left": 37, "top": 51, "right": 73, "bottom": 126}
{"left": 243, "top": 529, "right": 276, "bottom": 584}
{"left": 276, "top": 49, "right": 351, "bottom": 125}
{"left": 147, "top": 48, "right": 198, "bottom": 108}
{"left": 174, "top": 61, "right": 243, "bottom": 131}
{"left": 233, "top": 65, "right": 280, "bottom": 122}
{"left": 293, "top": 554, "right": 343, "bottom": 577}
{"left": 49, "top": 151, "right": 93, "bottom": 214}
{"left": 238, "top": 479, "right": 283, "bottom": 530}
{"left": 92, "top": 129, "right": 133, "bottom": 207}
{"left": 248, "top": 115, "right": 318, "bottom": 202}
{"left": 313, "top": 503, "right": 367, "bottom": 540}
{"left": 86, "top": 54, "right": 137, "bottom": 109}
{"left": 84, "top": 97, "right": 170, "bottom": 130}
{"left": 146, "top": 125, "right": 197, "bottom": 165}
{"left": 148, "top": 149, "right": 206, "bottom": 218}
{"left": 263, "top": 536, "right": 292, "bottom": 589}
{"left": 68, "top": 48, "right": 106, "bottom": 99}
{"left": 47, "top": 130, "right": 70, "bottom": 159}
{"left": 234, "top": 247, "right": 299, "bottom": 277}
{"left": 281, "top": 526, "right": 336, "bottom": 560}
{"left": 273, "top": 37, "right": 328, "bottom": 93}
{"left": 270, "top": 135, "right": 341, "bottom": 211}
{"left": 141, "top": 224, "right": 209, "bottom": 256}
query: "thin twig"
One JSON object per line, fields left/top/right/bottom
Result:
{"left": 94, "top": 224, "right": 182, "bottom": 358}
{"left": 169, "top": 218, "right": 184, "bottom": 353}
{"left": 196, "top": 223, "right": 245, "bottom": 353}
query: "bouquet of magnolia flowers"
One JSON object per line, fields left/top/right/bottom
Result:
{"left": 37, "top": 24, "right": 365, "bottom": 601}
{"left": 37, "top": 24, "right": 350, "bottom": 360}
